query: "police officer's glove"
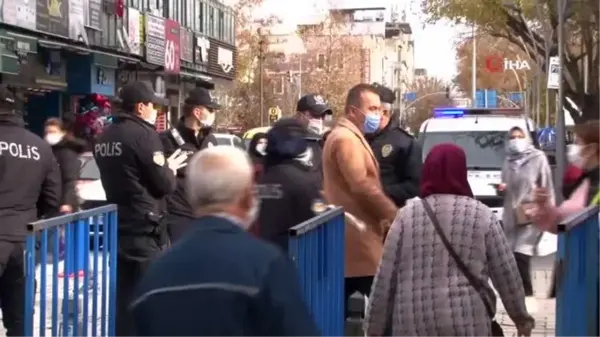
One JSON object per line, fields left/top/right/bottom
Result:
{"left": 167, "top": 149, "right": 189, "bottom": 175}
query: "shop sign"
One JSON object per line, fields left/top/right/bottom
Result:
{"left": 144, "top": 14, "right": 165, "bottom": 66}
{"left": 0, "top": 31, "right": 37, "bottom": 75}
{"left": 164, "top": 19, "right": 180, "bottom": 74}
{"left": 68, "top": 0, "right": 88, "bottom": 44}
{"left": 2, "top": 0, "right": 37, "bottom": 30}
{"left": 180, "top": 29, "right": 193, "bottom": 63}
{"left": 194, "top": 34, "right": 209, "bottom": 65}
{"left": 126, "top": 8, "right": 142, "bottom": 55}
{"left": 36, "top": 0, "right": 69, "bottom": 37}
{"left": 207, "top": 38, "right": 235, "bottom": 80}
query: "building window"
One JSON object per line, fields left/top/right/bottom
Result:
{"left": 218, "top": 10, "right": 224, "bottom": 40}
{"left": 208, "top": 6, "right": 215, "bottom": 37}
{"left": 129, "top": 0, "right": 140, "bottom": 9}
{"left": 185, "top": 0, "right": 192, "bottom": 28}
{"left": 194, "top": 0, "right": 202, "bottom": 32}
{"left": 274, "top": 77, "right": 284, "bottom": 94}
{"left": 229, "top": 13, "right": 235, "bottom": 43}
{"left": 317, "top": 54, "right": 326, "bottom": 69}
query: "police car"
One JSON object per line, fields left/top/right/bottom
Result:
{"left": 77, "top": 152, "right": 106, "bottom": 208}
{"left": 418, "top": 108, "right": 537, "bottom": 219}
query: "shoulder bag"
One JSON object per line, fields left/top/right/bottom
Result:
{"left": 421, "top": 198, "right": 504, "bottom": 337}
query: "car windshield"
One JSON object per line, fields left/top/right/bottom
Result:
{"left": 79, "top": 156, "right": 101, "bottom": 180}
{"left": 421, "top": 131, "right": 507, "bottom": 170}
{"left": 214, "top": 136, "right": 231, "bottom": 145}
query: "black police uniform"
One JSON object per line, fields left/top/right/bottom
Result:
{"left": 0, "top": 91, "right": 61, "bottom": 336}
{"left": 368, "top": 85, "right": 422, "bottom": 207}
{"left": 159, "top": 87, "right": 220, "bottom": 243}
{"left": 296, "top": 94, "right": 333, "bottom": 177}
{"left": 256, "top": 118, "right": 323, "bottom": 252}
{"left": 93, "top": 81, "right": 176, "bottom": 336}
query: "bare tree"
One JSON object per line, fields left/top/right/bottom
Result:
{"left": 405, "top": 77, "right": 453, "bottom": 133}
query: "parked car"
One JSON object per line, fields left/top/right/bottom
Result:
{"left": 213, "top": 133, "right": 245, "bottom": 149}
{"left": 77, "top": 152, "right": 106, "bottom": 210}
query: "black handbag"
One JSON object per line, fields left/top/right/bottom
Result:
{"left": 422, "top": 199, "right": 504, "bottom": 337}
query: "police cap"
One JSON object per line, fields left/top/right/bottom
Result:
{"left": 296, "top": 94, "right": 332, "bottom": 118}
{"left": 118, "top": 81, "right": 169, "bottom": 107}
{"left": 185, "top": 87, "right": 221, "bottom": 110}
{"left": 0, "top": 86, "right": 23, "bottom": 114}
{"left": 372, "top": 83, "right": 396, "bottom": 105}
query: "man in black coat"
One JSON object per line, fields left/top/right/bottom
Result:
{"left": 159, "top": 87, "right": 219, "bottom": 243}
{"left": 367, "top": 84, "right": 422, "bottom": 207}
{"left": 256, "top": 118, "right": 324, "bottom": 252}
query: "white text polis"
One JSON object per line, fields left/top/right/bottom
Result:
{"left": 0, "top": 142, "right": 40, "bottom": 160}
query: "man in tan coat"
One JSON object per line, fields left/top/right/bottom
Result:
{"left": 322, "top": 83, "right": 398, "bottom": 317}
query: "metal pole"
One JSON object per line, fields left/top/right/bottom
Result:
{"left": 555, "top": 0, "right": 566, "bottom": 201}
{"left": 298, "top": 57, "right": 302, "bottom": 100}
{"left": 471, "top": 24, "right": 477, "bottom": 106}
{"left": 259, "top": 39, "right": 265, "bottom": 127}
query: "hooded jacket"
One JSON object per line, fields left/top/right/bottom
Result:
{"left": 51, "top": 137, "right": 86, "bottom": 209}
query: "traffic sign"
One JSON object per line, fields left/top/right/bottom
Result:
{"left": 547, "top": 56, "right": 560, "bottom": 90}
{"left": 403, "top": 92, "right": 417, "bottom": 102}
{"left": 268, "top": 106, "right": 281, "bottom": 123}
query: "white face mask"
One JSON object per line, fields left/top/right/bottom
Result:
{"left": 201, "top": 111, "right": 216, "bottom": 127}
{"left": 145, "top": 109, "right": 158, "bottom": 125}
{"left": 508, "top": 138, "right": 529, "bottom": 153}
{"left": 567, "top": 145, "right": 581, "bottom": 165}
{"left": 255, "top": 143, "right": 267, "bottom": 156}
{"left": 45, "top": 133, "right": 63, "bottom": 145}
{"left": 307, "top": 118, "right": 324, "bottom": 135}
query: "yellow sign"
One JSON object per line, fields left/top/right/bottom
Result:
{"left": 268, "top": 107, "right": 281, "bottom": 123}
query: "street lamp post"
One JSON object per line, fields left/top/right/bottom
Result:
{"left": 258, "top": 28, "right": 267, "bottom": 127}
{"left": 555, "top": 0, "right": 566, "bottom": 201}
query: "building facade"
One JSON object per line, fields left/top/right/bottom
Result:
{"left": 261, "top": 6, "right": 413, "bottom": 116}
{"left": 0, "top": 0, "right": 236, "bottom": 134}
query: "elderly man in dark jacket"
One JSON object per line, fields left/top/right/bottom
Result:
{"left": 130, "top": 145, "right": 319, "bottom": 336}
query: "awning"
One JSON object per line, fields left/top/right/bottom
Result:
{"left": 180, "top": 70, "right": 212, "bottom": 82}
{"left": 38, "top": 39, "right": 140, "bottom": 63}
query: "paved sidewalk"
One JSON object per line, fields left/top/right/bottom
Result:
{"left": 496, "top": 269, "right": 556, "bottom": 337}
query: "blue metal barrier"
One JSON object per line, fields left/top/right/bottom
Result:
{"left": 555, "top": 205, "right": 599, "bottom": 336}
{"left": 288, "top": 207, "right": 345, "bottom": 336}
{"left": 25, "top": 205, "right": 118, "bottom": 337}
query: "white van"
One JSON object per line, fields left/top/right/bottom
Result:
{"left": 418, "top": 108, "right": 537, "bottom": 218}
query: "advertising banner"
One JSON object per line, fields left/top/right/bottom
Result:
{"left": 127, "top": 8, "right": 142, "bottom": 55}
{"left": 179, "top": 28, "right": 193, "bottom": 63}
{"left": 207, "top": 38, "right": 235, "bottom": 80}
{"left": 144, "top": 14, "right": 165, "bottom": 66}
{"left": 37, "top": 0, "right": 69, "bottom": 37}
{"left": 68, "top": 0, "right": 87, "bottom": 43}
{"left": 1, "top": 0, "right": 37, "bottom": 30}
{"left": 164, "top": 19, "right": 180, "bottom": 74}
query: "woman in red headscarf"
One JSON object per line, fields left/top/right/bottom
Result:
{"left": 365, "top": 143, "right": 534, "bottom": 337}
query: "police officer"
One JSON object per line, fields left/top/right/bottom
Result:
{"left": 368, "top": 84, "right": 422, "bottom": 207}
{"left": 159, "top": 87, "right": 219, "bottom": 243}
{"left": 256, "top": 118, "right": 323, "bottom": 252}
{"left": 294, "top": 93, "right": 332, "bottom": 175}
{"left": 94, "top": 81, "right": 188, "bottom": 336}
{"left": 0, "top": 87, "right": 61, "bottom": 336}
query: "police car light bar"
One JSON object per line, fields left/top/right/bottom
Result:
{"left": 433, "top": 107, "right": 523, "bottom": 118}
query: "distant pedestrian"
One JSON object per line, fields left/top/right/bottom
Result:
{"left": 322, "top": 83, "right": 398, "bottom": 318}
{"left": 365, "top": 143, "right": 534, "bottom": 337}
{"left": 497, "top": 126, "right": 554, "bottom": 312}
{"left": 44, "top": 117, "right": 86, "bottom": 213}
{"left": 247, "top": 132, "right": 267, "bottom": 179}
{"left": 130, "top": 146, "right": 319, "bottom": 336}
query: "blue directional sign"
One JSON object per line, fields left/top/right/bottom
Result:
{"left": 475, "top": 89, "right": 497, "bottom": 108}
{"left": 403, "top": 92, "right": 417, "bottom": 102}
{"left": 508, "top": 92, "right": 524, "bottom": 106}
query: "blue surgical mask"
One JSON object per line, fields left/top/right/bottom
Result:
{"left": 363, "top": 113, "right": 381, "bottom": 134}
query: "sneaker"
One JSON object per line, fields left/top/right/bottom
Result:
{"left": 525, "top": 296, "right": 538, "bottom": 313}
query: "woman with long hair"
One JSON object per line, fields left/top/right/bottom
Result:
{"left": 44, "top": 117, "right": 86, "bottom": 213}
{"left": 499, "top": 126, "right": 554, "bottom": 311}
{"left": 365, "top": 143, "right": 533, "bottom": 336}
{"left": 247, "top": 132, "right": 267, "bottom": 179}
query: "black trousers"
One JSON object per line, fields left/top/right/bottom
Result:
{"left": 166, "top": 214, "right": 195, "bottom": 244}
{"left": 514, "top": 252, "right": 533, "bottom": 296}
{"left": 345, "top": 276, "right": 373, "bottom": 318}
{"left": 0, "top": 241, "right": 25, "bottom": 336}
{"left": 115, "top": 235, "right": 164, "bottom": 336}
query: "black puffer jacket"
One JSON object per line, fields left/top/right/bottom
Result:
{"left": 51, "top": 137, "right": 86, "bottom": 209}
